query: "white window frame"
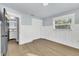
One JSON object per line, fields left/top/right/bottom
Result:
{"left": 53, "top": 13, "right": 75, "bottom": 30}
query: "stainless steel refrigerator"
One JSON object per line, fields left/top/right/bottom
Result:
{"left": 0, "top": 8, "right": 9, "bottom": 56}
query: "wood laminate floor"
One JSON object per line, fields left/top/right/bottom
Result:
{"left": 7, "top": 39, "right": 79, "bottom": 56}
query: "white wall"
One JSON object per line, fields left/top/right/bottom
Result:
{"left": 40, "top": 24, "right": 79, "bottom": 49}
{"left": 19, "top": 18, "right": 42, "bottom": 44}
{"left": 42, "top": 13, "right": 79, "bottom": 49}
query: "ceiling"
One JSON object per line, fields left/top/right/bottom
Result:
{"left": 1, "top": 3, "right": 79, "bottom": 18}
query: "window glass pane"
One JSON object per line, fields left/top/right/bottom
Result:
{"left": 55, "top": 25, "right": 71, "bottom": 29}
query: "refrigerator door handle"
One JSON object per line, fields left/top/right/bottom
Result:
{"left": 2, "top": 35, "right": 8, "bottom": 37}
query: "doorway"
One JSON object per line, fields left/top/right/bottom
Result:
{"left": 8, "top": 16, "right": 19, "bottom": 44}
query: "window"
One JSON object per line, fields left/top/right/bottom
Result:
{"left": 53, "top": 13, "right": 75, "bottom": 30}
